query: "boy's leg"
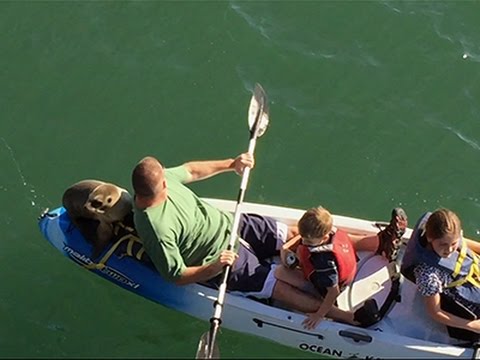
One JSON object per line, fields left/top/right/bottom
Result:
{"left": 271, "top": 280, "right": 357, "bottom": 325}
{"left": 226, "top": 247, "right": 358, "bottom": 326}
{"left": 275, "top": 265, "right": 318, "bottom": 296}
{"left": 350, "top": 208, "right": 407, "bottom": 262}
{"left": 349, "top": 233, "right": 379, "bottom": 252}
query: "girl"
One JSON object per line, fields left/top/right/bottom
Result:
{"left": 401, "top": 208, "right": 480, "bottom": 335}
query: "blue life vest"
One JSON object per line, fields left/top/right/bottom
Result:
{"left": 401, "top": 212, "right": 480, "bottom": 304}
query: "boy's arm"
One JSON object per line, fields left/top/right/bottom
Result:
{"left": 280, "top": 234, "right": 302, "bottom": 267}
{"left": 314, "top": 285, "right": 340, "bottom": 318}
{"left": 282, "top": 234, "right": 302, "bottom": 251}
{"left": 302, "top": 285, "right": 340, "bottom": 330}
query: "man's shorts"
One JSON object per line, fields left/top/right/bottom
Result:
{"left": 206, "top": 213, "right": 288, "bottom": 299}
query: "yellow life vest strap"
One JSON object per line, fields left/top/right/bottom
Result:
{"left": 446, "top": 241, "right": 480, "bottom": 288}
{"left": 136, "top": 247, "right": 146, "bottom": 261}
{"left": 115, "top": 221, "right": 136, "bottom": 234}
{"left": 84, "top": 231, "right": 144, "bottom": 270}
{"left": 452, "top": 240, "right": 468, "bottom": 277}
{"left": 127, "top": 237, "right": 135, "bottom": 256}
{"left": 125, "top": 235, "right": 145, "bottom": 261}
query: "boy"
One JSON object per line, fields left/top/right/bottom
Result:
{"left": 277, "top": 206, "right": 407, "bottom": 329}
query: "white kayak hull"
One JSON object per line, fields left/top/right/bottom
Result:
{"left": 38, "top": 198, "right": 477, "bottom": 359}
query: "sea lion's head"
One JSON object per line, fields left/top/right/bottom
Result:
{"left": 84, "top": 184, "right": 123, "bottom": 214}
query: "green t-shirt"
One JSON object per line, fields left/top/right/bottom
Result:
{"left": 133, "top": 166, "right": 233, "bottom": 281}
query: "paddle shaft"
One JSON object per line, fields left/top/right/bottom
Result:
{"left": 472, "top": 342, "right": 480, "bottom": 359}
{"left": 206, "top": 127, "right": 261, "bottom": 359}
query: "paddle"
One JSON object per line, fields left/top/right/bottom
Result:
{"left": 473, "top": 342, "right": 480, "bottom": 360}
{"left": 195, "top": 84, "right": 269, "bottom": 359}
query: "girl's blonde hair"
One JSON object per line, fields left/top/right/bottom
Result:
{"left": 298, "top": 206, "right": 333, "bottom": 240}
{"left": 425, "top": 208, "right": 461, "bottom": 240}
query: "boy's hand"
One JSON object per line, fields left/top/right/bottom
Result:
{"left": 303, "top": 312, "right": 324, "bottom": 330}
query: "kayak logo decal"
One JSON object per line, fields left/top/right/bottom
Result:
{"left": 299, "top": 343, "right": 343, "bottom": 357}
{"left": 63, "top": 245, "right": 140, "bottom": 289}
{"left": 299, "top": 343, "right": 382, "bottom": 359}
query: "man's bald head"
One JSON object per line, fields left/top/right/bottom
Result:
{"left": 132, "top": 156, "right": 165, "bottom": 198}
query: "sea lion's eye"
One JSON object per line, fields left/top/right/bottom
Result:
{"left": 107, "top": 197, "right": 112, "bottom": 203}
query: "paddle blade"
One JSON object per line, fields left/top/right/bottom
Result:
{"left": 248, "top": 83, "right": 269, "bottom": 138}
{"left": 196, "top": 332, "right": 220, "bottom": 359}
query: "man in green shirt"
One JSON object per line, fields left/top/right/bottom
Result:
{"left": 131, "top": 152, "right": 353, "bottom": 318}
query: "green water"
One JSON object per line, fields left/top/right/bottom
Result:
{"left": 2, "top": 0, "right": 480, "bottom": 358}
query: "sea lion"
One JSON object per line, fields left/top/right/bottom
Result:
{"left": 62, "top": 179, "right": 133, "bottom": 258}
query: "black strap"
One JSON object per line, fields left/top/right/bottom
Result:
{"left": 379, "top": 271, "right": 401, "bottom": 319}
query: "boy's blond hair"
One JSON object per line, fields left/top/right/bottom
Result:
{"left": 298, "top": 206, "right": 333, "bottom": 242}
{"left": 425, "top": 208, "right": 461, "bottom": 240}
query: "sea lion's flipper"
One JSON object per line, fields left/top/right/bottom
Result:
{"left": 91, "top": 222, "right": 114, "bottom": 259}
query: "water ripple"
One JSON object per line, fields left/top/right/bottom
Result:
{"left": 0, "top": 137, "right": 51, "bottom": 210}
{"left": 425, "top": 119, "right": 480, "bottom": 152}
{"left": 230, "top": 1, "right": 387, "bottom": 69}
{"left": 230, "top": 2, "right": 272, "bottom": 42}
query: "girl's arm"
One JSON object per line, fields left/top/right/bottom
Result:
{"left": 424, "top": 293, "right": 480, "bottom": 333}
{"left": 464, "top": 237, "right": 480, "bottom": 255}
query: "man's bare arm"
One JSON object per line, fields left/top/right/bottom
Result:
{"left": 174, "top": 250, "right": 238, "bottom": 285}
{"left": 183, "top": 153, "right": 254, "bottom": 183}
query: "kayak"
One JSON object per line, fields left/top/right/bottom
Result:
{"left": 38, "top": 198, "right": 478, "bottom": 359}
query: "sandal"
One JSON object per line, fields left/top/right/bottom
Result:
{"left": 376, "top": 207, "right": 407, "bottom": 262}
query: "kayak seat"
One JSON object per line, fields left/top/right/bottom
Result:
{"left": 83, "top": 215, "right": 156, "bottom": 271}
{"left": 440, "top": 294, "right": 479, "bottom": 344}
{"left": 109, "top": 214, "right": 154, "bottom": 267}
{"left": 400, "top": 254, "right": 479, "bottom": 344}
